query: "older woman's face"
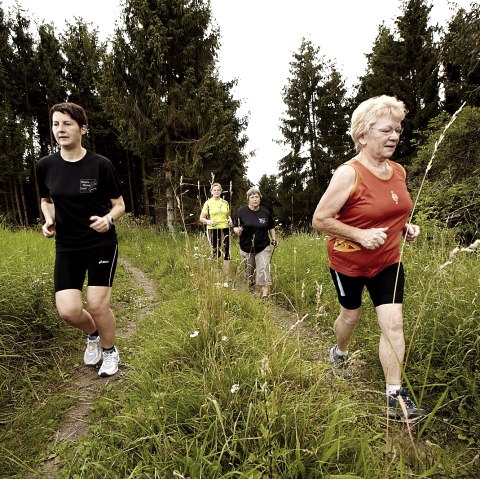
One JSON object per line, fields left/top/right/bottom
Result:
{"left": 248, "top": 193, "right": 261, "bottom": 207}
{"left": 362, "top": 116, "right": 403, "bottom": 160}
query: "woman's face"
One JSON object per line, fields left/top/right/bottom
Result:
{"left": 52, "top": 111, "right": 86, "bottom": 149}
{"left": 211, "top": 185, "right": 222, "bottom": 198}
{"left": 361, "top": 116, "right": 403, "bottom": 160}
{"left": 248, "top": 193, "right": 261, "bottom": 209}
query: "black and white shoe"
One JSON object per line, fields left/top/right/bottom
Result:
{"left": 385, "top": 388, "right": 428, "bottom": 423}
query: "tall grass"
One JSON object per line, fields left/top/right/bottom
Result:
{"left": 1, "top": 225, "right": 478, "bottom": 478}
{"left": 0, "top": 226, "right": 138, "bottom": 478}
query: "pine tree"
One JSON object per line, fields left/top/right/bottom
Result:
{"left": 278, "top": 38, "right": 350, "bottom": 228}
{"left": 356, "top": 0, "right": 440, "bottom": 162}
{"left": 34, "top": 23, "right": 66, "bottom": 156}
{"left": 100, "top": 0, "right": 247, "bottom": 228}
{"left": 441, "top": 3, "right": 480, "bottom": 113}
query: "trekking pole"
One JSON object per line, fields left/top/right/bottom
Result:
{"left": 270, "top": 239, "right": 278, "bottom": 261}
{"left": 228, "top": 180, "right": 233, "bottom": 256}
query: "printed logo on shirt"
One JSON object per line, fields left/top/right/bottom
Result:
{"left": 390, "top": 190, "right": 399, "bottom": 204}
{"left": 259, "top": 218, "right": 267, "bottom": 224}
{"left": 98, "top": 260, "right": 110, "bottom": 264}
{"left": 80, "top": 179, "right": 97, "bottom": 193}
{"left": 333, "top": 238, "right": 361, "bottom": 253}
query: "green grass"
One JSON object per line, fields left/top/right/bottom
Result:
{"left": 0, "top": 224, "right": 478, "bottom": 478}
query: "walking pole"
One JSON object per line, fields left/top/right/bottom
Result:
{"left": 270, "top": 239, "right": 278, "bottom": 261}
{"left": 227, "top": 180, "right": 236, "bottom": 287}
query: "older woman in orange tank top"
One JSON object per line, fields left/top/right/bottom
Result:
{"left": 312, "top": 95, "right": 427, "bottom": 423}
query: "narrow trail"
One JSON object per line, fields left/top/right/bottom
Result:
{"left": 30, "top": 258, "right": 157, "bottom": 479}
{"left": 29, "top": 259, "right": 328, "bottom": 478}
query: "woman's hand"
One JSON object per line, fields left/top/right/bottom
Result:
{"left": 90, "top": 215, "right": 110, "bottom": 233}
{"left": 206, "top": 219, "right": 217, "bottom": 227}
{"left": 234, "top": 226, "right": 243, "bottom": 236}
{"left": 404, "top": 223, "right": 420, "bottom": 242}
{"left": 357, "top": 227, "right": 388, "bottom": 250}
{"left": 42, "top": 219, "right": 56, "bottom": 238}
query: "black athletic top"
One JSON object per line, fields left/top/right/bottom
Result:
{"left": 36, "top": 151, "right": 122, "bottom": 251}
{"left": 233, "top": 206, "right": 275, "bottom": 254}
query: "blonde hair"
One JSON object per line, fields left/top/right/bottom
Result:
{"left": 350, "top": 95, "right": 407, "bottom": 152}
{"left": 210, "top": 182, "right": 222, "bottom": 194}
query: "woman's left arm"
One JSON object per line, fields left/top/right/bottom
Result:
{"left": 90, "top": 196, "right": 125, "bottom": 232}
{"left": 269, "top": 228, "right": 278, "bottom": 246}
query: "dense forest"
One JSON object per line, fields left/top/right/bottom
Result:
{"left": 0, "top": 0, "right": 479, "bottom": 237}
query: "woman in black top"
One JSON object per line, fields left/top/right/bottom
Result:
{"left": 36, "top": 102, "right": 125, "bottom": 377}
{"left": 233, "top": 187, "right": 277, "bottom": 299}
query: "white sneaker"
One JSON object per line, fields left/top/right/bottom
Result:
{"left": 84, "top": 336, "right": 102, "bottom": 366}
{"left": 98, "top": 347, "right": 119, "bottom": 377}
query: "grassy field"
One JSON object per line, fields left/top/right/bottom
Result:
{"left": 0, "top": 224, "right": 478, "bottom": 478}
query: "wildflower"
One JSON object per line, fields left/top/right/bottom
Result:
{"left": 440, "top": 239, "right": 480, "bottom": 269}
{"left": 260, "top": 357, "right": 269, "bottom": 377}
{"left": 221, "top": 335, "right": 229, "bottom": 342}
{"left": 230, "top": 383, "right": 240, "bottom": 393}
{"left": 189, "top": 330, "right": 199, "bottom": 338}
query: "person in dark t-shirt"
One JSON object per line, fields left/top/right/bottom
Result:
{"left": 36, "top": 102, "right": 125, "bottom": 377}
{"left": 233, "top": 187, "right": 277, "bottom": 299}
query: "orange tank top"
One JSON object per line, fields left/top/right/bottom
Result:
{"left": 327, "top": 159, "right": 412, "bottom": 278}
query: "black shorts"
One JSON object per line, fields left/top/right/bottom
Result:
{"left": 54, "top": 244, "right": 118, "bottom": 292}
{"left": 330, "top": 262, "right": 405, "bottom": 310}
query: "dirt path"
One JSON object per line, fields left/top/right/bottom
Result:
{"left": 30, "top": 260, "right": 323, "bottom": 478}
{"left": 30, "top": 258, "right": 157, "bottom": 479}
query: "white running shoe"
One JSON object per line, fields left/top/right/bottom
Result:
{"left": 84, "top": 336, "right": 102, "bottom": 366}
{"left": 98, "top": 347, "right": 120, "bottom": 377}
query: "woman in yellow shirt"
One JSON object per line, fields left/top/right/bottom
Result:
{"left": 200, "top": 183, "right": 233, "bottom": 278}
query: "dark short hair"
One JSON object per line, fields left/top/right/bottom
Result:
{"left": 50, "top": 102, "right": 88, "bottom": 127}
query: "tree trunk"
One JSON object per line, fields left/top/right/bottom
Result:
{"left": 126, "top": 151, "right": 135, "bottom": 216}
{"left": 139, "top": 156, "right": 151, "bottom": 220}
{"left": 165, "top": 169, "right": 175, "bottom": 232}
{"left": 31, "top": 157, "right": 42, "bottom": 221}
{"left": 19, "top": 178, "right": 28, "bottom": 226}
{"left": 12, "top": 176, "right": 23, "bottom": 226}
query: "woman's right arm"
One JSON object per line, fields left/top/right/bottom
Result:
{"left": 312, "top": 165, "right": 388, "bottom": 250}
{"left": 199, "top": 210, "right": 209, "bottom": 225}
{"left": 233, "top": 210, "right": 243, "bottom": 235}
{"left": 41, "top": 197, "right": 56, "bottom": 238}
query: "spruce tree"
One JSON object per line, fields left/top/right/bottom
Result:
{"left": 99, "top": 0, "right": 247, "bottom": 228}
{"left": 441, "top": 3, "right": 480, "bottom": 113}
{"left": 278, "top": 38, "right": 350, "bottom": 228}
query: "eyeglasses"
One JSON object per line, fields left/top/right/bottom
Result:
{"left": 370, "top": 127, "right": 403, "bottom": 136}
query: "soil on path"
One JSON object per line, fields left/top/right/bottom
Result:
{"left": 30, "top": 261, "right": 325, "bottom": 478}
{"left": 30, "top": 258, "right": 157, "bottom": 479}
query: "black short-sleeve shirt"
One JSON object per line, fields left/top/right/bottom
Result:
{"left": 233, "top": 206, "right": 275, "bottom": 254}
{"left": 36, "top": 151, "right": 122, "bottom": 251}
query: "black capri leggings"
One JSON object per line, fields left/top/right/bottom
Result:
{"left": 207, "top": 227, "right": 231, "bottom": 260}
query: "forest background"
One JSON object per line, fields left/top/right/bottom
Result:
{"left": 0, "top": 0, "right": 479, "bottom": 238}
